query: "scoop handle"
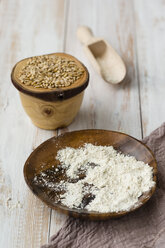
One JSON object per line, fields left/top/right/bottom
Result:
{"left": 77, "top": 26, "right": 96, "bottom": 45}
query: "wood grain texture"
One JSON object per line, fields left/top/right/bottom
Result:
{"left": 11, "top": 52, "right": 89, "bottom": 130}
{"left": 24, "top": 130, "right": 157, "bottom": 220}
{"left": 19, "top": 91, "right": 84, "bottom": 130}
{"left": 50, "top": 0, "right": 142, "bottom": 237}
{"left": 134, "top": 0, "right": 165, "bottom": 136}
{"left": 62, "top": 0, "right": 142, "bottom": 137}
{"left": 0, "top": 0, "right": 66, "bottom": 247}
{"left": 0, "top": 0, "right": 164, "bottom": 247}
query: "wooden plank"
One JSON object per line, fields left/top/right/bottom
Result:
{"left": 0, "top": 0, "right": 66, "bottom": 247}
{"left": 50, "top": 0, "right": 142, "bottom": 237}
{"left": 61, "top": 0, "right": 142, "bottom": 137}
{"left": 134, "top": 0, "right": 165, "bottom": 136}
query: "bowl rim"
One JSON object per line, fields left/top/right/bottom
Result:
{"left": 23, "top": 129, "right": 157, "bottom": 220}
{"left": 11, "top": 53, "right": 89, "bottom": 102}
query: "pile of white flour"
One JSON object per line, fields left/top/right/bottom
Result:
{"left": 56, "top": 143, "right": 155, "bottom": 213}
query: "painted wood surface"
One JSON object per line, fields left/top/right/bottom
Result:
{"left": 0, "top": 0, "right": 164, "bottom": 247}
{"left": 0, "top": 1, "right": 66, "bottom": 247}
{"left": 134, "top": 0, "right": 165, "bottom": 136}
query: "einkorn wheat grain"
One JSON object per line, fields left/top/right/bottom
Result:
{"left": 19, "top": 55, "right": 85, "bottom": 89}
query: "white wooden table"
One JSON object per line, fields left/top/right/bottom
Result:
{"left": 0, "top": 0, "right": 165, "bottom": 247}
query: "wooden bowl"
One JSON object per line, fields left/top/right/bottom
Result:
{"left": 24, "top": 130, "right": 157, "bottom": 220}
{"left": 11, "top": 53, "right": 89, "bottom": 130}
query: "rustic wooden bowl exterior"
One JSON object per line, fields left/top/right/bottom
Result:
{"left": 11, "top": 53, "right": 89, "bottom": 130}
{"left": 19, "top": 91, "right": 84, "bottom": 129}
{"left": 24, "top": 130, "right": 157, "bottom": 220}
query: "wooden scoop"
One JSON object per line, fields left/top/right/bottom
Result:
{"left": 77, "top": 26, "right": 126, "bottom": 84}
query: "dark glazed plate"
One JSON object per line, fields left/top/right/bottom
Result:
{"left": 24, "top": 130, "right": 157, "bottom": 220}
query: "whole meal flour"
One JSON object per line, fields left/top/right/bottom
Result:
{"left": 55, "top": 143, "right": 155, "bottom": 213}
